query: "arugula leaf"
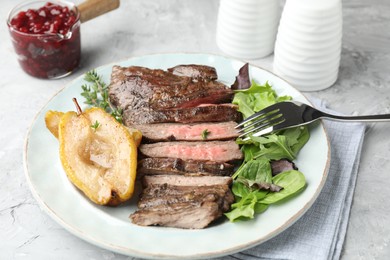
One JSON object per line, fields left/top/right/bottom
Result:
{"left": 226, "top": 158, "right": 273, "bottom": 221}
{"left": 232, "top": 92, "right": 256, "bottom": 119}
{"left": 237, "top": 127, "right": 310, "bottom": 162}
{"left": 232, "top": 81, "right": 291, "bottom": 119}
{"left": 231, "top": 181, "right": 251, "bottom": 198}
{"left": 225, "top": 189, "right": 269, "bottom": 222}
{"left": 252, "top": 134, "right": 295, "bottom": 161}
{"left": 225, "top": 192, "right": 257, "bottom": 221}
{"left": 235, "top": 157, "right": 273, "bottom": 184}
{"left": 227, "top": 169, "right": 306, "bottom": 221}
{"left": 283, "top": 127, "right": 310, "bottom": 156}
{"left": 226, "top": 79, "right": 309, "bottom": 222}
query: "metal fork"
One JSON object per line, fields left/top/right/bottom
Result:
{"left": 236, "top": 101, "right": 390, "bottom": 139}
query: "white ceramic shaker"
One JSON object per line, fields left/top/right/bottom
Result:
{"left": 216, "top": 0, "right": 281, "bottom": 59}
{"left": 273, "top": 0, "right": 342, "bottom": 91}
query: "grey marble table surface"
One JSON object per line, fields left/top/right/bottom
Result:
{"left": 1, "top": 0, "right": 389, "bottom": 259}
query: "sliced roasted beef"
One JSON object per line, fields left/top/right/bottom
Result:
{"left": 109, "top": 65, "right": 233, "bottom": 110}
{"left": 112, "top": 64, "right": 241, "bottom": 229}
{"left": 130, "top": 201, "right": 223, "bottom": 229}
{"left": 167, "top": 64, "right": 218, "bottom": 80}
{"left": 122, "top": 103, "right": 241, "bottom": 125}
{"left": 142, "top": 175, "right": 232, "bottom": 187}
{"left": 130, "top": 178, "right": 234, "bottom": 229}
{"left": 132, "top": 121, "right": 239, "bottom": 142}
{"left": 139, "top": 140, "right": 243, "bottom": 162}
{"left": 138, "top": 184, "right": 234, "bottom": 211}
{"left": 138, "top": 158, "right": 234, "bottom": 177}
{"left": 141, "top": 184, "right": 234, "bottom": 201}
{"left": 108, "top": 65, "right": 239, "bottom": 125}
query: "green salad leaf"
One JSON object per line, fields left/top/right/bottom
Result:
{"left": 259, "top": 170, "right": 306, "bottom": 205}
{"left": 233, "top": 157, "right": 272, "bottom": 182}
{"left": 225, "top": 190, "right": 269, "bottom": 222}
{"left": 225, "top": 80, "right": 309, "bottom": 222}
{"left": 236, "top": 126, "right": 310, "bottom": 162}
{"left": 232, "top": 81, "right": 291, "bottom": 119}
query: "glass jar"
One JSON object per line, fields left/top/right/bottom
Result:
{"left": 7, "top": 0, "right": 81, "bottom": 79}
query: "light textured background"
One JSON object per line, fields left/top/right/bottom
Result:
{"left": 1, "top": 0, "right": 389, "bottom": 259}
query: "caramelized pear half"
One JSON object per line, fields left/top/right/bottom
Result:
{"left": 45, "top": 110, "right": 64, "bottom": 139}
{"left": 58, "top": 106, "right": 137, "bottom": 206}
{"left": 45, "top": 110, "right": 142, "bottom": 146}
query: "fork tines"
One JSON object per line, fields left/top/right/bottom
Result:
{"left": 236, "top": 105, "right": 285, "bottom": 139}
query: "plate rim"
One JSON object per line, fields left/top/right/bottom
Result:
{"left": 23, "top": 52, "right": 331, "bottom": 259}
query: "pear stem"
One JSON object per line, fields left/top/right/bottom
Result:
{"left": 72, "top": 98, "right": 83, "bottom": 115}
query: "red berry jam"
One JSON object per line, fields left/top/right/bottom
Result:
{"left": 7, "top": 1, "right": 81, "bottom": 79}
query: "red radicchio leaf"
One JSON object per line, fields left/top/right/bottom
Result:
{"left": 231, "top": 63, "right": 250, "bottom": 90}
{"left": 271, "top": 159, "right": 298, "bottom": 176}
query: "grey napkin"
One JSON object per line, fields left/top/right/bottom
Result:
{"left": 221, "top": 98, "right": 366, "bottom": 260}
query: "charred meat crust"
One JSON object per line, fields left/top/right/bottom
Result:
{"left": 110, "top": 74, "right": 233, "bottom": 110}
{"left": 167, "top": 64, "right": 218, "bottom": 80}
{"left": 109, "top": 65, "right": 232, "bottom": 107}
{"left": 138, "top": 183, "right": 234, "bottom": 212}
{"left": 108, "top": 65, "right": 240, "bottom": 125}
{"left": 122, "top": 104, "right": 242, "bottom": 125}
{"left": 130, "top": 180, "right": 234, "bottom": 229}
{"left": 130, "top": 201, "right": 222, "bottom": 229}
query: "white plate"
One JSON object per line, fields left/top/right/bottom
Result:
{"left": 23, "top": 53, "right": 330, "bottom": 259}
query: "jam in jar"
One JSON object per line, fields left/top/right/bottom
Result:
{"left": 7, "top": 1, "right": 81, "bottom": 79}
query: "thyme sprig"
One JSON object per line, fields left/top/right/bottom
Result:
{"left": 81, "top": 70, "right": 123, "bottom": 123}
{"left": 201, "top": 129, "right": 210, "bottom": 140}
{"left": 90, "top": 120, "right": 100, "bottom": 131}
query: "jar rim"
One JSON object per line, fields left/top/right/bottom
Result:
{"left": 6, "top": 0, "right": 81, "bottom": 39}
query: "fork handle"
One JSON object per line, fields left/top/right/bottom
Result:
{"left": 320, "top": 112, "right": 390, "bottom": 122}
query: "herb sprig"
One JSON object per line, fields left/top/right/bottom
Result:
{"left": 81, "top": 70, "right": 123, "bottom": 123}
{"left": 201, "top": 129, "right": 210, "bottom": 140}
{"left": 90, "top": 120, "right": 100, "bottom": 131}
